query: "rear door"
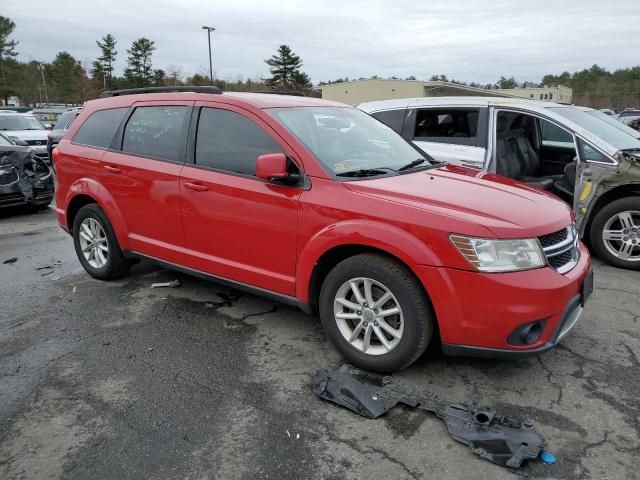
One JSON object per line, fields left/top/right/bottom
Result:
{"left": 404, "top": 107, "right": 488, "bottom": 168}
{"left": 179, "top": 103, "right": 302, "bottom": 296}
{"left": 100, "top": 100, "right": 192, "bottom": 264}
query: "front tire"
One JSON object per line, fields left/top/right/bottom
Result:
{"left": 589, "top": 197, "right": 640, "bottom": 270}
{"left": 319, "top": 254, "right": 434, "bottom": 372}
{"left": 72, "top": 204, "right": 130, "bottom": 280}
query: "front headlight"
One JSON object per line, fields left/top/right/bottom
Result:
{"left": 450, "top": 235, "right": 545, "bottom": 272}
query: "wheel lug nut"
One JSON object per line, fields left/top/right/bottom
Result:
{"left": 624, "top": 237, "right": 629, "bottom": 241}
{"left": 363, "top": 302, "right": 368, "bottom": 307}
{"left": 374, "top": 321, "right": 378, "bottom": 326}
{"left": 357, "top": 311, "right": 362, "bottom": 315}
{"left": 374, "top": 309, "right": 379, "bottom": 314}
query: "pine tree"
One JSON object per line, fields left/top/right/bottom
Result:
{"left": 124, "top": 37, "right": 155, "bottom": 88}
{"left": 264, "top": 45, "right": 312, "bottom": 91}
{"left": 96, "top": 34, "right": 117, "bottom": 90}
{"left": 0, "top": 16, "right": 19, "bottom": 105}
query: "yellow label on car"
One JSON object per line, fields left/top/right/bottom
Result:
{"left": 579, "top": 179, "right": 592, "bottom": 202}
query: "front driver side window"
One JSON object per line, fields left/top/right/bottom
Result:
{"left": 195, "top": 108, "right": 283, "bottom": 176}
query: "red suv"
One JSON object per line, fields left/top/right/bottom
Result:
{"left": 53, "top": 87, "right": 593, "bottom": 371}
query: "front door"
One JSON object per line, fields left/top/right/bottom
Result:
{"left": 179, "top": 103, "right": 302, "bottom": 296}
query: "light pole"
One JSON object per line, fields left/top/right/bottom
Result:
{"left": 202, "top": 26, "right": 215, "bottom": 85}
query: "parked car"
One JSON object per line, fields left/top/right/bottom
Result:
{"left": 47, "top": 107, "right": 82, "bottom": 166}
{"left": 54, "top": 87, "right": 592, "bottom": 371}
{"left": 0, "top": 112, "right": 50, "bottom": 162}
{"left": 616, "top": 108, "right": 640, "bottom": 120}
{"left": 359, "top": 97, "right": 640, "bottom": 270}
{"left": 598, "top": 108, "right": 616, "bottom": 116}
{"left": 579, "top": 107, "right": 640, "bottom": 140}
{"left": 0, "top": 131, "right": 54, "bottom": 209}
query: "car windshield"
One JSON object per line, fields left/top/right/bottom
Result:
{"left": 0, "top": 115, "right": 45, "bottom": 131}
{"left": 0, "top": 134, "right": 12, "bottom": 146}
{"left": 585, "top": 110, "right": 640, "bottom": 139}
{"left": 549, "top": 107, "right": 640, "bottom": 150}
{"left": 267, "top": 107, "right": 436, "bottom": 176}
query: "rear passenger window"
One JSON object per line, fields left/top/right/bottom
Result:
{"left": 73, "top": 108, "right": 127, "bottom": 149}
{"left": 371, "top": 109, "right": 405, "bottom": 134}
{"left": 195, "top": 108, "right": 282, "bottom": 176}
{"left": 122, "top": 106, "right": 189, "bottom": 162}
{"left": 414, "top": 109, "right": 479, "bottom": 141}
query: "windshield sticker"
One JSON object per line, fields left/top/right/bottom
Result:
{"left": 334, "top": 162, "right": 348, "bottom": 171}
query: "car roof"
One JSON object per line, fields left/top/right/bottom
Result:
{"left": 87, "top": 91, "right": 348, "bottom": 111}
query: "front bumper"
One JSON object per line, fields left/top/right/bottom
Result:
{"left": 416, "top": 241, "right": 591, "bottom": 358}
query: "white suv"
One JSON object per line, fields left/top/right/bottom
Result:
{"left": 0, "top": 112, "right": 50, "bottom": 161}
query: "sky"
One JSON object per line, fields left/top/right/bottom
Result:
{"left": 4, "top": 0, "right": 640, "bottom": 85}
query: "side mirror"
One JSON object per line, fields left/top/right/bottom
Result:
{"left": 256, "top": 153, "right": 300, "bottom": 184}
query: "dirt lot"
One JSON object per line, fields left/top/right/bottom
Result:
{"left": 1, "top": 207, "right": 639, "bottom": 480}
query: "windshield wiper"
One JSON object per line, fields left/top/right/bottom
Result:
{"left": 397, "top": 158, "right": 427, "bottom": 171}
{"left": 336, "top": 168, "right": 392, "bottom": 178}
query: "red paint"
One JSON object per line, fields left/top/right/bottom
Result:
{"left": 55, "top": 92, "right": 591, "bottom": 355}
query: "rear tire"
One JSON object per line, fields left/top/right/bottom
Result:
{"left": 319, "top": 253, "right": 434, "bottom": 372}
{"left": 72, "top": 204, "right": 130, "bottom": 280}
{"left": 589, "top": 197, "right": 640, "bottom": 270}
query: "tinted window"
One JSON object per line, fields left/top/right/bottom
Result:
{"left": 414, "top": 109, "right": 479, "bottom": 139}
{"left": 540, "top": 119, "right": 573, "bottom": 144}
{"left": 73, "top": 108, "right": 127, "bottom": 149}
{"left": 371, "top": 109, "right": 405, "bottom": 134}
{"left": 196, "top": 108, "right": 282, "bottom": 176}
{"left": 122, "top": 107, "right": 189, "bottom": 162}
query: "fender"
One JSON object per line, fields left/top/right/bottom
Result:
{"left": 65, "top": 178, "right": 131, "bottom": 250}
{"left": 295, "top": 219, "right": 442, "bottom": 302}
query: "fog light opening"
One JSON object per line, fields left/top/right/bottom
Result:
{"left": 507, "top": 320, "right": 546, "bottom": 346}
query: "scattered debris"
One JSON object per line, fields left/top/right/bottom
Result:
{"left": 312, "top": 365, "right": 547, "bottom": 471}
{"left": 101, "top": 341, "right": 111, "bottom": 346}
{"left": 540, "top": 450, "right": 557, "bottom": 465}
{"left": 72, "top": 286, "right": 77, "bottom": 293}
{"left": 286, "top": 430, "right": 291, "bottom": 438}
{"left": 150, "top": 279, "right": 181, "bottom": 289}
{"left": 2, "top": 257, "right": 17, "bottom": 264}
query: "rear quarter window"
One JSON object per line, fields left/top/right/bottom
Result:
{"left": 370, "top": 109, "right": 406, "bottom": 134}
{"left": 72, "top": 108, "right": 128, "bottom": 149}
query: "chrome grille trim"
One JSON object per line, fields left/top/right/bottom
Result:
{"left": 539, "top": 224, "right": 579, "bottom": 274}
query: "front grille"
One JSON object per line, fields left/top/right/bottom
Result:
{"left": 538, "top": 224, "right": 579, "bottom": 274}
{"left": 25, "top": 139, "right": 46, "bottom": 146}
{"left": 0, "top": 192, "right": 25, "bottom": 206}
{"left": 538, "top": 228, "right": 568, "bottom": 248}
{"left": 0, "top": 166, "right": 19, "bottom": 186}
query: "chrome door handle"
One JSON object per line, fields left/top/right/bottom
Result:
{"left": 183, "top": 181, "right": 208, "bottom": 192}
{"left": 104, "top": 165, "right": 121, "bottom": 173}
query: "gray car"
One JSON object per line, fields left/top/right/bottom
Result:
{"left": 359, "top": 97, "right": 640, "bottom": 270}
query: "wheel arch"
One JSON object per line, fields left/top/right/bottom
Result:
{"left": 583, "top": 183, "right": 640, "bottom": 238}
{"left": 65, "top": 178, "right": 130, "bottom": 249}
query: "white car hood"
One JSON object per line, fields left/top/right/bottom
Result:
{"left": 4, "top": 130, "right": 49, "bottom": 143}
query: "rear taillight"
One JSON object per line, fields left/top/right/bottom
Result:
{"left": 52, "top": 147, "right": 61, "bottom": 172}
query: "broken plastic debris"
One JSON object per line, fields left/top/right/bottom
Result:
{"left": 150, "top": 279, "right": 181, "bottom": 289}
{"left": 540, "top": 450, "right": 557, "bottom": 464}
{"left": 2, "top": 257, "right": 17, "bottom": 264}
{"left": 312, "top": 365, "right": 547, "bottom": 471}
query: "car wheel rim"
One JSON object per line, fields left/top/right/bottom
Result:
{"left": 78, "top": 218, "right": 109, "bottom": 269}
{"left": 333, "top": 277, "right": 404, "bottom": 355}
{"left": 602, "top": 210, "right": 640, "bottom": 262}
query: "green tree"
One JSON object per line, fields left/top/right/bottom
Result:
{"left": 124, "top": 37, "right": 155, "bottom": 88}
{"left": 49, "top": 51, "right": 83, "bottom": 103}
{"left": 496, "top": 76, "right": 518, "bottom": 89}
{"left": 0, "top": 16, "right": 19, "bottom": 105}
{"left": 152, "top": 68, "right": 166, "bottom": 86}
{"left": 264, "top": 45, "right": 311, "bottom": 91}
{"left": 95, "top": 34, "right": 117, "bottom": 90}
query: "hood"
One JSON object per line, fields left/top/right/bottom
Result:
{"left": 343, "top": 164, "right": 573, "bottom": 238}
{"left": 3, "top": 130, "right": 49, "bottom": 142}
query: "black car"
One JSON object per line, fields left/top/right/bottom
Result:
{"left": 0, "top": 132, "right": 54, "bottom": 210}
{"left": 47, "top": 107, "right": 82, "bottom": 165}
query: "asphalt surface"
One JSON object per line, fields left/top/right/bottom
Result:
{"left": 0, "top": 206, "right": 639, "bottom": 480}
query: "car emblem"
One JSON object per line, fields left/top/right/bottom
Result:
{"left": 35, "top": 141, "right": 41, "bottom": 145}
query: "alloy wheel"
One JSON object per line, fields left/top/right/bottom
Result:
{"left": 602, "top": 210, "right": 640, "bottom": 262}
{"left": 333, "top": 277, "right": 404, "bottom": 355}
{"left": 78, "top": 217, "right": 109, "bottom": 269}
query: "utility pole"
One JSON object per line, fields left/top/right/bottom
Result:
{"left": 202, "top": 26, "right": 215, "bottom": 85}
{"left": 39, "top": 63, "right": 49, "bottom": 105}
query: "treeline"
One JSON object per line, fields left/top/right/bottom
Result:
{"left": 0, "top": 16, "right": 314, "bottom": 107}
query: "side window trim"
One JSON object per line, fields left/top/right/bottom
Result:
{"left": 113, "top": 104, "right": 193, "bottom": 165}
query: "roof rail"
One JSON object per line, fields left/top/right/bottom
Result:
{"left": 252, "top": 90, "right": 306, "bottom": 97}
{"left": 98, "top": 86, "right": 223, "bottom": 98}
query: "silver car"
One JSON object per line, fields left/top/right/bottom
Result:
{"left": 0, "top": 112, "right": 50, "bottom": 161}
{"left": 359, "top": 97, "right": 640, "bottom": 270}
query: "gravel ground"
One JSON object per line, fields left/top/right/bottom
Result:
{"left": 1, "top": 206, "right": 639, "bottom": 480}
